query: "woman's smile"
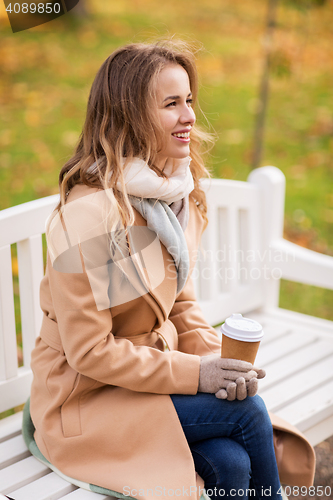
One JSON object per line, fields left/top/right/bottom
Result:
{"left": 155, "top": 64, "right": 196, "bottom": 169}
{"left": 172, "top": 128, "right": 191, "bottom": 142}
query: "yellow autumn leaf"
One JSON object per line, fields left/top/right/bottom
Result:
{"left": 12, "top": 256, "right": 18, "bottom": 277}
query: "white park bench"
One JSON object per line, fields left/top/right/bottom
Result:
{"left": 1, "top": 165, "right": 333, "bottom": 499}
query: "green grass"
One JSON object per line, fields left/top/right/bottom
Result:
{"left": 280, "top": 280, "right": 333, "bottom": 320}
{"left": 0, "top": 0, "right": 333, "bottom": 322}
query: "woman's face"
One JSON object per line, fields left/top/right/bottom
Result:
{"left": 154, "top": 64, "right": 196, "bottom": 170}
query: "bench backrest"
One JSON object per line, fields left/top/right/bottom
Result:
{"left": 198, "top": 166, "right": 285, "bottom": 324}
{"left": 0, "top": 166, "right": 286, "bottom": 414}
{"left": 0, "top": 195, "right": 59, "bottom": 414}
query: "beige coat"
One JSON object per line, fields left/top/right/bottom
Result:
{"left": 30, "top": 184, "right": 315, "bottom": 499}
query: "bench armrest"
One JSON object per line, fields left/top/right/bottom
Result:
{"left": 271, "top": 238, "right": 333, "bottom": 291}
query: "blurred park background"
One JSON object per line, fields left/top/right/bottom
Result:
{"left": 1, "top": 2, "right": 333, "bottom": 495}
{"left": 0, "top": 0, "right": 333, "bottom": 322}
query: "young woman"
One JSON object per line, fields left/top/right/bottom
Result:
{"left": 28, "top": 40, "right": 314, "bottom": 500}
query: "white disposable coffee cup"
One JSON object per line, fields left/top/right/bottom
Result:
{"left": 221, "top": 313, "right": 264, "bottom": 364}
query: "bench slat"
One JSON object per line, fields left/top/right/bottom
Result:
{"left": 0, "top": 412, "right": 22, "bottom": 443}
{"left": 17, "top": 235, "right": 44, "bottom": 369}
{"left": 0, "top": 245, "right": 18, "bottom": 381}
{"left": 276, "top": 378, "right": 333, "bottom": 432}
{"left": 250, "top": 307, "right": 333, "bottom": 338}
{"left": 258, "top": 323, "right": 291, "bottom": 345}
{"left": 0, "top": 195, "right": 59, "bottom": 247}
{"left": 197, "top": 180, "right": 264, "bottom": 323}
{"left": 256, "top": 330, "right": 316, "bottom": 366}
{"left": 0, "top": 368, "right": 33, "bottom": 414}
{"left": 259, "top": 339, "right": 333, "bottom": 391}
{"left": 60, "top": 488, "right": 113, "bottom": 499}
{"left": 261, "top": 355, "right": 333, "bottom": 411}
{"left": 0, "top": 455, "right": 50, "bottom": 494}
{"left": 8, "top": 471, "right": 77, "bottom": 500}
{"left": 0, "top": 434, "right": 29, "bottom": 469}
{"left": 304, "top": 413, "right": 333, "bottom": 447}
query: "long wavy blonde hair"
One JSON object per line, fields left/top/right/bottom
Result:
{"left": 57, "top": 39, "right": 214, "bottom": 229}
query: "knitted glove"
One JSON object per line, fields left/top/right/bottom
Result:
{"left": 215, "top": 365, "right": 266, "bottom": 401}
{"left": 198, "top": 354, "right": 266, "bottom": 401}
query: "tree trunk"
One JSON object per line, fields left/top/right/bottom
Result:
{"left": 251, "top": 0, "right": 279, "bottom": 170}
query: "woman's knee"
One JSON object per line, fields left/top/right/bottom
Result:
{"left": 221, "top": 441, "right": 251, "bottom": 482}
{"left": 242, "top": 395, "right": 271, "bottom": 423}
{"left": 237, "top": 395, "right": 274, "bottom": 443}
{"left": 191, "top": 438, "right": 251, "bottom": 490}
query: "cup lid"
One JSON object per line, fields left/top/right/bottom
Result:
{"left": 220, "top": 313, "right": 264, "bottom": 342}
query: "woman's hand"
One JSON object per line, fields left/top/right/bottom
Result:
{"left": 198, "top": 354, "right": 265, "bottom": 401}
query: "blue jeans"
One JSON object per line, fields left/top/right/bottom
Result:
{"left": 170, "top": 393, "right": 282, "bottom": 500}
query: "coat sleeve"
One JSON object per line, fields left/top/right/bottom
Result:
{"left": 168, "top": 275, "right": 222, "bottom": 356}
{"left": 44, "top": 188, "right": 200, "bottom": 396}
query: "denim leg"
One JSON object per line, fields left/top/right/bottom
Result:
{"left": 171, "top": 393, "right": 282, "bottom": 500}
{"left": 190, "top": 437, "right": 252, "bottom": 500}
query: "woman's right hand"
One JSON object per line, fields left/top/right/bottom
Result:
{"left": 198, "top": 354, "right": 265, "bottom": 401}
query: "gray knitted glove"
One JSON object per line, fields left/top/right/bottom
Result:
{"left": 198, "top": 354, "right": 266, "bottom": 401}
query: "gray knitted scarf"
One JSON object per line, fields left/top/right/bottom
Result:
{"left": 129, "top": 196, "right": 190, "bottom": 294}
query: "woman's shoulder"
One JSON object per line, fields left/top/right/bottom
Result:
{"left": 47, "top": 185, "right": 118, "bottom": 260}
{"left": 66, "top": 183, "right": 104, "bottom": 205}
{"left": 64, "top": 184, "right": 116, "bottom": 219}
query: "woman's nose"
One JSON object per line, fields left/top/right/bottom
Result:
{"left": 180, "top": 105, "right": 196, "bottom": 125}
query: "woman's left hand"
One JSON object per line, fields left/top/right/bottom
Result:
{"left": 215, "top": 365, "right": 266, "bottom": 401}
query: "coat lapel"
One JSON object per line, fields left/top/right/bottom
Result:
{"left": 127, "top": 200, "right": 204, "bottom": 324}
{"left": 127, "top": 211, "right": 178, "bottom": 324}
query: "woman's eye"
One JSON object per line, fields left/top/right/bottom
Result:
{"left": 165, "top": 99, "right": 193, "bottom": 108}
